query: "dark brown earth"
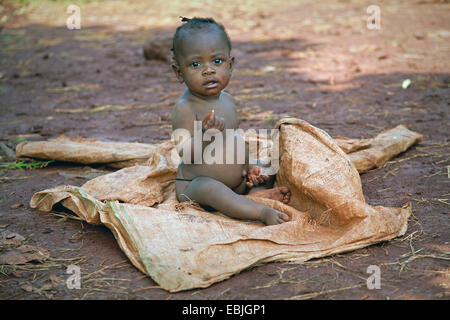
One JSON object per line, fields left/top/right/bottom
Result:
{"left": 0, "top": 0, "right": 448, "bottom": 300}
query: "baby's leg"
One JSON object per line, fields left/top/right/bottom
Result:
{"left": 248, "top": 186, "right": 291, "bottom": 204}
{"left": 178, "top": 177, "right": 289, "bottom": 225}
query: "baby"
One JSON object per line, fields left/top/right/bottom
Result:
{"left": 170, "top": 17, "right": 291, "bottom": 225}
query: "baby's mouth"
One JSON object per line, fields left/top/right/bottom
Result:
{"left": 203, "top": 80, "right": 219, "bottom": 89}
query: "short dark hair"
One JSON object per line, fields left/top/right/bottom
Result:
{"left": 171, "top": 17, "right": 231, "bottom": 63}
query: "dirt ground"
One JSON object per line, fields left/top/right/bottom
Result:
{"left": 0, "top": 0, "right": 448, "bottom": 300}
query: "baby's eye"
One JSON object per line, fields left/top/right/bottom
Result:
{"left": 213, "top": 58, "right": 223, "bottom": 64}
{"left": 190, "top": 61, "right": 200, "bottom": 68}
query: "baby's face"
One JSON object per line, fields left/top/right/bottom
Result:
{"left": 173, "top": 29, "right": 234, "bottom": 98}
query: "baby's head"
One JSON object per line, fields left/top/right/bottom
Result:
{"left": 171, "top": 17, "right": 234, "bottom": 98}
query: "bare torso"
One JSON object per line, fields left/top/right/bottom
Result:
{"left": 173, "top": 90, "right": 248, "bottom": 191}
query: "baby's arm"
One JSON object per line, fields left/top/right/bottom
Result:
{"left": 244, "top": 137, "right": 272, "bottom": 188}
{"left": 172, "top": 101, "right": 202, "bottom": 163}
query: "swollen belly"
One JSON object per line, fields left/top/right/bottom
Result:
{"left": 180, "top": 163, "right": 246, "bottom": 189}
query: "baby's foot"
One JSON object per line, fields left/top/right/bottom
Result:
{"left": 250, "top": 186, "right": 291, "bottom": 204}
{"left": 260, "top": 206, "right": 290, "bottom": 225}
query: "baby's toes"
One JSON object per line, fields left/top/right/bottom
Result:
{"left": 284, "top": 192, "right": 291, "bottom": 204}
{"left": 280, "top": 187, "right": 291, "bottom": 204}
{"left": 278, "top": 212, "right": 290, "bottom": 222}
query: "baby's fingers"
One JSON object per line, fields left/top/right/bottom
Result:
{"left": 204, "top": 109, "right": 214, "bottom": 122}
{"left": 218, "top": 119, "right": 225, "bottom": 131}
{"left": 249, "top": 166, "right": 261, "bottom": 175}
{"left": 202, "top": 110, "right": 215, "bottom": 131}
{"left": 251, "top": 175, "right": 260, "bottom": 186}
{"left": 253, "top": 175, "right": 263, "bottom": 185}
{"left": 208, "top": 111, "right": 216, "bottom": 128}
{"left": 213, "top": 116, "right": 225, "bottom": 131}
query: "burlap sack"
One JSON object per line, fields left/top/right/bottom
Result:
{"left": 346, "top": 124, "right": 423, "bottom": 173}
{"left": 15, "top": 136, "right": 157, "bottom": 168}
{"left": 16, "top": 124, "right": 421, "bottom": 172}
{"left": 30, "top": 119, "right": 416, "bottom": 292}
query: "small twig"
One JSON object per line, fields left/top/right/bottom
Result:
{"left": 286, "top": 284, "right": 364, "bottom": 300}
{"left": 131, "top": 285, "right": 162, "bottom": 292}
{"left": 383, "top": 167, "right": 399, "bottom": 179}
{"left": 81, "top": 260, "right": 129, "bottom": 281}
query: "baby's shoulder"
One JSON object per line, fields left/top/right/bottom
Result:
{"left": 172, "top": 98, "right": 196, "bottom": 124}
{"left": 173, "top": 97, "right": 195, "bottom": 114}
{"left": 221, "top": 90, "right": 235, "bottom": 104}
{"left": 220, "top": 91, "right": 237, "bottom": 113}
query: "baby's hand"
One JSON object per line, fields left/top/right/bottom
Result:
{"left": 246, "top": 166, "right": 270, "bottom": 188}
{"left": 202, "top": 110, "right": 225, "bottom": 132}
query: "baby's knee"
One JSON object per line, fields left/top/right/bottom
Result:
{"left": 181, "top": 177, "right": 228, "bottom": 204}
{"left": 177, "top": 177, "right": 216, "bottom": 202}
{"left": 189, "top": 176, "right": 220, "bottom": 194}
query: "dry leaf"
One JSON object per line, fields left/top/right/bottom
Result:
{"left": 0, "top": 245, "right": 50, "bottom": 265}
{"left": 49, "top": 274, "right": 62, "bottom": 287}
{"left": 21, "top": 284, "right": 34, "bottom": 293}
{"left": 0, "top": 230, "right": 26, "bottom": 248}
{"left": 39, "top": 283, "right": 53, "bottom": 291}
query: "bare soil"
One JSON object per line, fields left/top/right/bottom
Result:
{"left": 0, "top": 0, "right": 448, "bottom": 300}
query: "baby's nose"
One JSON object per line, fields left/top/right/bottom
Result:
{"left": 202, "top": 64, "right": 216, "bottom": 75}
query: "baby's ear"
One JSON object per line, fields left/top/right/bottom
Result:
{"left": 171, "top": 64, "right": 184, "bottom": 83}
{"left": 229, "top": 56, "right": 235, "bottom": 71}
